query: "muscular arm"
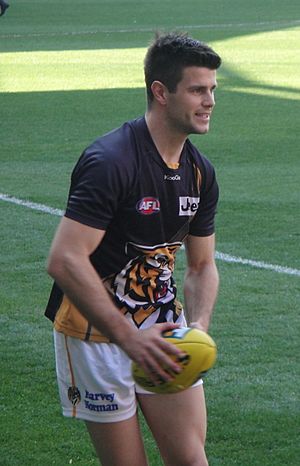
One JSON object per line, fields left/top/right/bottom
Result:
{"left": 47, "top": 216, "right": 182, "bottom": 380}
{"left": 183, "top": 234, "right": 219, "bottom": 332}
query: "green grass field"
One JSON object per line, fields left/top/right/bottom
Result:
{"left": 1, "top": 1, "right": 299, "bottom": 465}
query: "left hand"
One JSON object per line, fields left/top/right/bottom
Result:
{"left": 189, "top": 321, "right": 208, "bottom": 333}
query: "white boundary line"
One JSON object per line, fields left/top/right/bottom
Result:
{"left": 1, "top": 192, "right": 299, "bottom": 277}
{"left": 214, "top": 252, "right": 300, "bottom": 277}
{"left": 1, "top": 19, "right": 299, "bottom": 39}
{"left": 0, "top": 193, "right": 64, "bottom": 217}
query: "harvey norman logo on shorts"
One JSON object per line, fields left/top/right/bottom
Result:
{"left": 179, "top": 196, "right": 200, "bottom": 216}
{"left": 84, "top": 390, "right": 118, "bottom": 412}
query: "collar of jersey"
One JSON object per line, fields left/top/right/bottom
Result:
{"left": 139, "top": 116, "right": 187, "bottom": 171}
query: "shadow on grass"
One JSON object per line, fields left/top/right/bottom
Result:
{"left": 0, "top": 0, "right": 299, "bottom": 52}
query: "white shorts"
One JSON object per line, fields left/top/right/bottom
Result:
{"left": 54, "top": 325, "right": 203, "bottom": 423}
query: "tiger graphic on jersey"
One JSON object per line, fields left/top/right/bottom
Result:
{"left": 108, "top": 242, "right": 183, "bottom": 326}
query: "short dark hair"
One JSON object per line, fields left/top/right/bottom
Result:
{"left": 144, "top": 32, "right": 222, "bottom": 104}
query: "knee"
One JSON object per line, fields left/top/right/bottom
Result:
{"left": 165, "top": 447, "right": 208, "bottom": 466}
{"left": 183, "top": 456, "right": 208, "bottom": 466}
{"left": 186, "top": 451, "right": 208, "bottom": 466}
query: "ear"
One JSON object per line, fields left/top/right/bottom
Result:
{"left": 150, "top": 80, "right": 168, "bottom": 105}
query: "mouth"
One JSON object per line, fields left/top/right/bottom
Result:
{"left": 195, "top": 112, "right": 211, "bottom": 121}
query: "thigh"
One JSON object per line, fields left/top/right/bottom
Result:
{"left": 86, "top": 413, "right": 148, "bottom": 466}
{"left": 137, "top": 385, "right": 208, "bottom": 466}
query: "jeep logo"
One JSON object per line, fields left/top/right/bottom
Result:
{"left": 179, "top": 196, "right": 200, "bottom": 216}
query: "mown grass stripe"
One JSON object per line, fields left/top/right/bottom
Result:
{"left": 1, "top": 19, "right": 299, "bottom": 39}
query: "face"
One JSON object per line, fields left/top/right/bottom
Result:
{"left": 164, "top": 66, "right": 217, "bottom": 136}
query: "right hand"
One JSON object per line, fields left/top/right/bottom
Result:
{"left": 120, "top": 322, "right": 185, "bottom": 385}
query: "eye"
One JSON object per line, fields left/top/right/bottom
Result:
{"left": 190, "top": 87, "right": 203, "bottom": 95}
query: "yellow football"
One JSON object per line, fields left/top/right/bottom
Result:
{"left": 132, "top": 327, "right": 217, "bottom": 394}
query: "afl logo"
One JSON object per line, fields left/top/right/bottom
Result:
{"left": 137, "top": 197, "right": 160, "bottom": 215}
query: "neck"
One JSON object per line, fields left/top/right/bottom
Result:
{"left": 145, "top": 110, "right": 187, "bottom": 165}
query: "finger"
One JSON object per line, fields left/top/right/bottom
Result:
{"left": 148, "top": 343, "right": 183, "bottom": 378}
{"left": 154, "top": 323, "right": 185, "bottom": 356}
{"left": 156, "top": 321, "right": 181, "bottom": 333}
{"left": 145, "top": 360, "right": 178, "bottom": 385}
{"left": 137, "top": 352, "right": 174, "bottom": 384}
{"left": 189, "top": 321, "right": 207, "bottom": 332}
{"left": 135, "top": 340, "right": 182, "bottom": 384}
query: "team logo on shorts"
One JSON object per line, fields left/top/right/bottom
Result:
{"left": 136, "top": 197, "right": 160, "bottom": 215}
{"left": 68, "top": 386, "right": 81, "bottom": 406}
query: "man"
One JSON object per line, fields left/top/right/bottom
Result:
{"left": 0, "top": 0, "right": 9, "bottom": 16}
{"left": 46, "top": 32, "right": 221, "bottom": 466}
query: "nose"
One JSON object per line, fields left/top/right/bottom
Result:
{"left": 203, "top": 91, "right": 215, "bottom": 108}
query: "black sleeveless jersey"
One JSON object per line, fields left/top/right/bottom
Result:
{"left": 45, "top": 116, "right": 219, "bottom": 341}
